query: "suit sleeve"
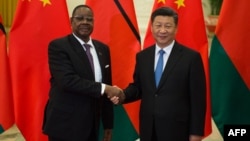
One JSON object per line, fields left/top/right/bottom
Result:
{"left": 99, "top": 45, "right": 114, "bottom": 129}
{"left": 189, "top": 53, "right": 206, "bottom": 136}
{"left": 124, "top": 53, "right": 141, "bottom": 103}
{"left": 48, "top": 39, "right": 102, "bottom": 98}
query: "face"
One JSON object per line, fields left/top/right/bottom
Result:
{"left": 151, "top": 16, "right": 177, "bottom": 48}
{"left": 71, "top": 7, "right": 94, "bottom": 42}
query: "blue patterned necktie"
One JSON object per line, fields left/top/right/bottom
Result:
{"left": 155, "top": 49, "right": 165, "bottom": 87}
{"left": 84, "top": 44, "right": 94, "bottom": 74}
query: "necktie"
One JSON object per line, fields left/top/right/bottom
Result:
{"left": 155, "top": 49, "right": 165, "bottom": 87}
{"left": 84, "top": 44, "right": 94, "bottom": 74}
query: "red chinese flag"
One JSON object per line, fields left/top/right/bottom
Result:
{"left": 143, "top": 0, "right": 212, "bottom": 137}
{"left": 0, "top": 14, "right": 14, "bottom": 134}
{"left": 8, "top": 0, "right": 71, "bottom": 140}
{"left": 86, "top": 0, "right": 141, "bottom": 140}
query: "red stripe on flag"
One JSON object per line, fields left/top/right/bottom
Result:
{"left": 0, "top": 14, "right": 15, "bottom": 133}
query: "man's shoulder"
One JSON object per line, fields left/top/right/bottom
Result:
{"left": 139, "top": 45, "right": 155, "bottom": 54}
{"left": 174, "top": 41, "right": 199, "bottom": 54}
{"left": 135, "top": 45, "right": 155, "bottom": 59}
{"left": 50, "top": 34, "right": 71, "bottom": 44}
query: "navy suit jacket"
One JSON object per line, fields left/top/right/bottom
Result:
{"left": 124, "top": 41, "right": 206, "bottom": 141}
{"left": 42, "top": 34, "right": 113, "bottom": 141}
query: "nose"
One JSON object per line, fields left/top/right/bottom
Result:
{"left": 77, "top": 18, "right": 89, "bottom": 24}
{"left": 81, "top": 19, "right": 89, "bottom": 24}
{"left": 159, "top": 27, "right": 167, "bottom": 33}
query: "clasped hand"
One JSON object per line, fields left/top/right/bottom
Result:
{"left": 104, "top": 85, "right": 125, "bottom": 104}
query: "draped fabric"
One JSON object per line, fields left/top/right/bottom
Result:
{"left": 210, "top": 0, "right": 250, "bottom": 138}
{"left": 86, "top": 0, "right": 141, "bottom": 140}
{"left": 8, "top": 0, "right": 71, "bottom": 140}
{"left": 0, "top": 14, "right": 14, "bottom": 134}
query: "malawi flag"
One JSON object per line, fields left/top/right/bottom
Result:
{"left": 85, "top": 0, "right": 141, "bottom": 140}
{"left": 8, "top": 0, "right": 71, "bottom": 140}
{"left": 143, "top": 0, "right": 212, "bottom": 137}
{"left": 210, "top": 0, "right": 250, "bottom": 137}
{"left": 0, "top": 14, "right": 14, "bottom": 134}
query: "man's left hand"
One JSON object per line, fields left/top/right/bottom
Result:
{"left": 189, "top": 135, "right": 203, "bottom": 141}
{"left": 103, "top": 129, "right": 112, "bottom": 141}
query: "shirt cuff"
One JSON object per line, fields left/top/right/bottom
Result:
{"left": 101, "top": 83, "right": 105, "bottom": 95}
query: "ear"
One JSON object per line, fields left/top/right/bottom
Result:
{"left": 174, "top": 26, "right": 178, "bottom": 35}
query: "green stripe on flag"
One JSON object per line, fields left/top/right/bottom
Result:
{"left": 210, "top": 36, "right": 250, "bottom": 136}
{"left": 99, "top": 105, "right": 139, "bottom": 141}
{"left": 0, "top": 124, "right": 4, "bottom": 133}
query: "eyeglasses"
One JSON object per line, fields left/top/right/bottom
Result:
{"left": 72, "top": 16, "right": 93, "bottom": 22}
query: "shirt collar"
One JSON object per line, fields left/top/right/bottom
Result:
{"left": 155, "top": 40, "right": 175, "bottom": 55}
{"left": 72, "top": 33, "right": 94, "bottom": 47}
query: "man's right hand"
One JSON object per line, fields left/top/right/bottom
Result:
{"left": 104, "top": 85, "right": 125, "bottom": 104}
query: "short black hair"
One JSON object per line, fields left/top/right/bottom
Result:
{"left": 71, "top": 5, "right": 93, "bottom": 17}
{"left": 150, "top": 6, "right": 178, "bottom": 25}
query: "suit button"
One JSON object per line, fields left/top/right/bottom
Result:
{"left": 155, "top": 94, "right": 158, "bottom": 97}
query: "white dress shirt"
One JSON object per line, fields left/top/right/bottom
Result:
{"left": 73, "top": 34, "right": 105, "bottom": 94}
{"left": 154, "top": 40, "right": 175, "bottom": 71}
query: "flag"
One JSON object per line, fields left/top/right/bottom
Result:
{"left": 143, "top": 0, "right": 212, "bottom": 137}
{"left": 0, "top": 14, "right": 14, "bottom": 134}
{"left": 8, "top": 0, "right": 71, "bottom": 140}
{"left": 210, "top": 0, "right": 250, "bottom": 137}
{"left": 85, "top": 0, "right": 141, "bottom": 140}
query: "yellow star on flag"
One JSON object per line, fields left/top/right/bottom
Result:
{"left": 174, "top": 0, "right": 185, "bottom": 9}
{"left": 157, "top": 0, "right": 166, "bottom": 4}
{"left": 40, "top": 0, "right": 51, "bottom": 7}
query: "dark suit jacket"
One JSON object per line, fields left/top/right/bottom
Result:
{"left": 124, "top": 41, "right": 206, "bottom": 141}
{"left": 42, "top": 34, "right": 113, "bottom": 141}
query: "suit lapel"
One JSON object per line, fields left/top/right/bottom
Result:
{"left": 145, "top": 45, "right": 156, "bottom": 88}
{"left": 145, "top": 46, "right": 158, "bottom": 89}
{"left": 68, "top": 35, "right": 94, "bottom": 76}
{"left": 92, "top": 41, "right": 105, "bottom": 77}
{"left": 157, "top": 42, "right": 183, "bottom": 89}
{"left": 68, "top": 34, "right": 87, "bottom": 60}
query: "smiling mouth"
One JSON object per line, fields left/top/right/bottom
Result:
{"left": 79, "top": 27, "right": 89, "bottom": 32}
{"left": 158, "top": 35, "right": 167, "bottom": 39}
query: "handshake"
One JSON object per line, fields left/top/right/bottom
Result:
{"left": 104, "top": 85, "right": 125, "bottom": 105}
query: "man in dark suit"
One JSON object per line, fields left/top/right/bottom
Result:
{"left": 112, "top": 6, "right": 206, "bottom": 141}
{"left": 42, "top": 5, "right": 121, "bottom": 141}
